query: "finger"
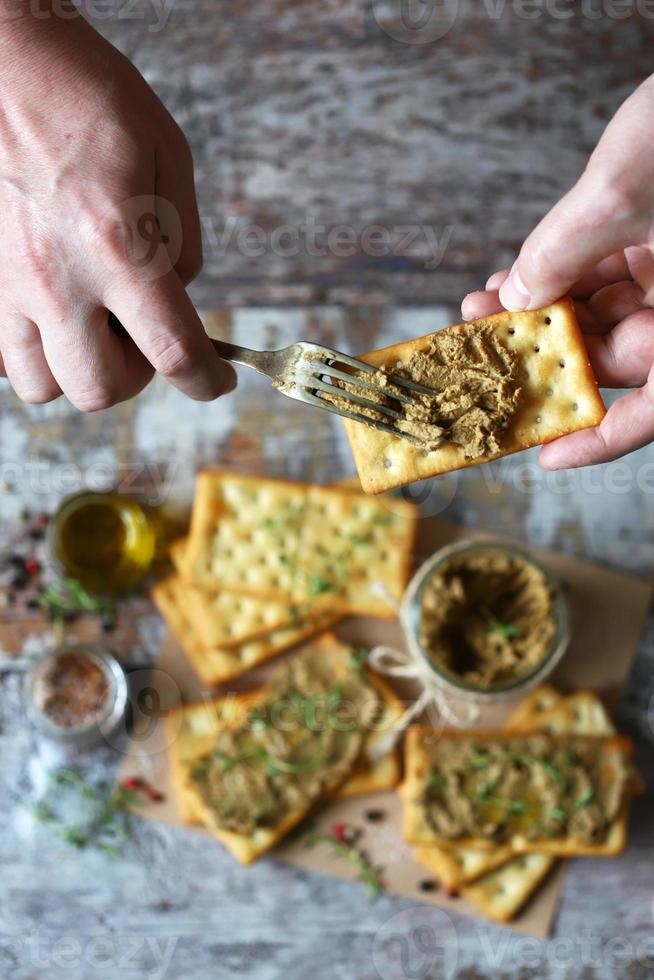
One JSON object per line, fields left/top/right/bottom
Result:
{"left": 0, "top": 348, "right": 6, "bottom": 377}
{"left": 155, "top": 136, "right": 203, "bottom": 286}
{"left": 486, "top": 269, "right": 510, "bottom": 290}
{"left": 1, "top": 315, "right": 61, "bottom": 403}
{"left": 38, "top": 307, "right": 153, "bottom": 412}
{"left": 583, "top": 310, "right": 654, "bottom": 388}
{"left": 499, "top": 174, "right": 636, "bottom": 312}
{"left": 624, "top": 243, "right": 654, "bottom": 300}
{"left": 569, "top": 251, "right": 631, "bottom": 299}
{"left": 104, "top": 269, "right": 236, "bottom": 400}
{"left": 570, "top": 299, "right": 604, "bottom": 334}
{"left": 539, "top": 384, "right": 654, "bottom": 469}
{"left": 461, "top": 290, "right": 504, "bottom": 321}
{"left": 587, "top": 280, "right": 646, "bottom": 328}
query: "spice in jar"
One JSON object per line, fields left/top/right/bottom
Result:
{"left": 33, "top": 649, "right": 111, "bottom": 729}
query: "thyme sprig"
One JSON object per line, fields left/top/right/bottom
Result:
{"left": 27, "top": 769, "right": 159, "bottom": 857}
{"left": 38, "top": 577, "right": 117, "bottom": 639}
{"left": 304, "top": 822, "right": 387, "bottom": 899}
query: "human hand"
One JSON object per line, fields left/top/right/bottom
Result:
{"left": 0, "top": 9, "right": 235, "bottom": 410}
{"left": 462, "top": 75, "right": 654, "bottom": 470}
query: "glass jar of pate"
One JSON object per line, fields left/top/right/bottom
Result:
{"left": 400, "top": 539, "right": 570, "bottom": 706}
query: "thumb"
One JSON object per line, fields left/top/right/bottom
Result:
{"left": 499, "top": 175, "right": 635, "bottom": 312}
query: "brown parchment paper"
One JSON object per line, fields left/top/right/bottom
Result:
{"left": 120, "top": 517, "right": 651, "bottom": 938}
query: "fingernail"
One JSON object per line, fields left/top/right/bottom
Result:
{"left": 461, "top": 295, "right": 473, "bottom": 321}
{"left": 499, "top": 267, "right": 530, "bottom": 312}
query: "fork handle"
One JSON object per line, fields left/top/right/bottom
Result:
{"left": 211, "top": 338, "right": 266, "bottom": 374}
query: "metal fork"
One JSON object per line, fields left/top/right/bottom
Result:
{"left": 211, "top": 339, "right": 438, "bottom": 444}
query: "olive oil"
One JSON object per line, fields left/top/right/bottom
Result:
{"left": 49, "top": 491, "right": 155, "bottom": 594}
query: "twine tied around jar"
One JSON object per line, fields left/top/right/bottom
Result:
{"left": 365, "top": 644, "right": 480, "bottom": 764}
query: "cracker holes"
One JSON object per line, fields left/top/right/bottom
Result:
{"left": 546, "top": 387, "right": 554, "bottom": 397}
{"left": 383, "top": 459, "right": 393, "bottom": 469}
{"left": 535, "top": 415, "right": 542, "bottom": 424}
{"left": 572, "top": 402, "right": 579, "bottom": 412}
{"left": 508, "top": 327, "right": 516, "bottom": 335}
{"left": 559, "top": 359, "right": 566, "bottom": 369}
{"left": 544, "top": 316, "right": 552, "bottom": 325}
{"left": 533, "top": 345, "right": 540, "bottom": 353}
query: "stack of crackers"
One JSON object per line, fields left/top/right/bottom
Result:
{"left": 407, "top": 686, "right": 644, "bottom": 923}
{"left": 152, "top": 470, "right": 418, "bottom": 686}
{"left": 164, "top": 634, "right": 406, "bottom": 863}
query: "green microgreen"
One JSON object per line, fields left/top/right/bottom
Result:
{"left": 480, "top": 605, "right": 522, "bottom": 640}
{"left": 574, "top": 788, "right": 595, "bottom": 810}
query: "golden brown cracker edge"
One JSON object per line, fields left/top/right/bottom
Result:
{"left": 151, "top": 574, "right": 343, "bottom": 686}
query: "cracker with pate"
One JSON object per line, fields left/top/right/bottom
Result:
{"left": 342, "top": 299, "right": 605, "bottom": 494}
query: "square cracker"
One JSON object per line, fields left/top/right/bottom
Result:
{"left": 503, "top": 684, "right": 563, "bottom": 732}
{"left": 460, "top": 853, "right": 557, "bottom": 924}
{"left": 403, "top": 727, "right": 636, "bottom": 858}
{"left": 174, "top": 634, "right": 403, "bottom": 863}
{"left": 342, "top": 299, "right": 606, "bottom": 493}
{"left": 182, "top": 470, "right": 418, "bottom": 617}
{"left": 413, "top": 688, "right": 616, "bottom": 894}
{"left": 151, "top": 574, "right": 342, "bottom": 686}
{"left": 166, "top": 666, "right": 404, "bottom": 826}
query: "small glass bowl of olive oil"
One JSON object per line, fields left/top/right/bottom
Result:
{"left": 48, "top": 491, "right": 156, "bottom": 594}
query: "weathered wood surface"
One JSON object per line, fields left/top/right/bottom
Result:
{"left": 2, "top": 2, "right": 654, "bottom": 977}
{"left": 94, "top": 0, "right": 654, "bottom": 307}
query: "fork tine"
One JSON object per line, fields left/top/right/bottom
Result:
{"left": 305, "top": 361, "right": 415, "bottom": 407}
{"left": 306, "top": 377, "right": 405, "bottom": 421}
{"left": 286, "top": 388, "right": 427, "bottom": 446}
{"left": 316, "top": 349, "right": 437, "bottom": 397}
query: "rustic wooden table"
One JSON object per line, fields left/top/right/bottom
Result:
{"left": 1, "top": 3, "right": 654, "bottom": 979}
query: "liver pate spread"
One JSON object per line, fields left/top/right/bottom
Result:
{"left": 327, "top": 325, "right": 522, "bottom": 456}
{"left": 417, "top": 734, "right": 630, "bottom": 845}
{"left": 189, "top": 649, "right": 377, "bottom": 835}
{"left": 419, "top": 547, "right": 558, "bottom": 691}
